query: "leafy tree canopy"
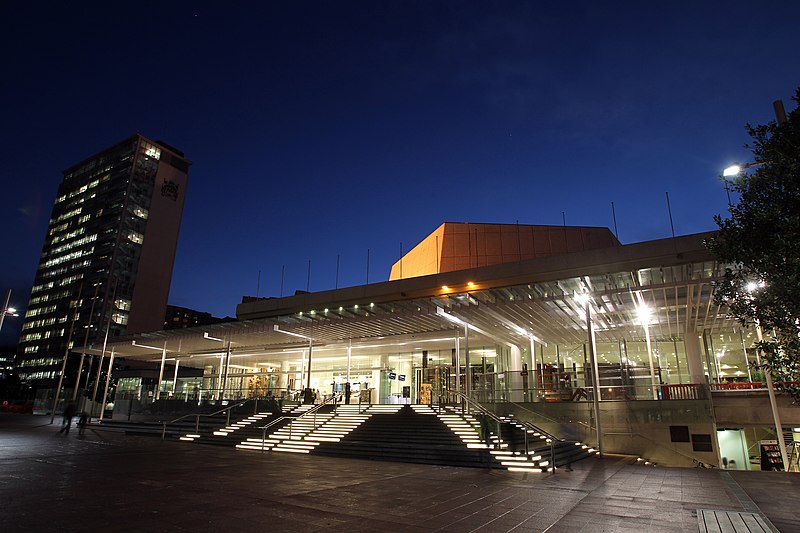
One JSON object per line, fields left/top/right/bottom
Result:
{"left": 707, "top": 88, "right": 800, "bottom": 392}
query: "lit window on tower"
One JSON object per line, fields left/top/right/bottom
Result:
{"left": 144, "top": 146, "right": 161, "bottom": 160}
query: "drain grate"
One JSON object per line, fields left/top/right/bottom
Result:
{"left": 697, "top": 509, "right": 778, "bottom": 532}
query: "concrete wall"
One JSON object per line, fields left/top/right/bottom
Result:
{"left": 496, "top": 400, "right": 720, "bottom": 467}
{"left": 127, "top": 157, "right": 188, "bottom": 334}
{"left": 712, "top": 392, "right": 800, "bottom": 427}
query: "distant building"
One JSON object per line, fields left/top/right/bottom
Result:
{"left": 164, "top": 305, "right": 230, "bottom": 330}
{"left": 388, "top": 222, "right": 619, "bottom": 280}
{"left": 16, "top": 134, "right": 190, "bottom": 389}
{"left": 0, "top": 346, "right": 15, "bottom": 375}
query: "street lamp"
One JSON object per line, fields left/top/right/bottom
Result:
{"left": 723, "top": 161, "right": 764, "bottom": 177}
{"left": 0, "top": 289, "right": 19, "bottom": 334}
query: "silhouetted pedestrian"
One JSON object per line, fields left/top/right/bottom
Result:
{"left": 77, "top": 412, "right": 88, "bottom": 435}
{"left": 478, "top": 412, "right": 493, "bottom": 468}
{"left": 344, "top": 382, "right": 351, "bottom": 404}
{"left": 479, "top": 412, "right": 491, "bottom": 448}
{"left": 59, "top": 402, "right": 77, "bottom": 434}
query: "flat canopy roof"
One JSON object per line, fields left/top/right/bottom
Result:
{"left": 84, "top": 232, "right": 735, "bottom": 369}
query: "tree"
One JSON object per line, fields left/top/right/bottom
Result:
{"left": 707, "top": 88, "right": 800, "bottom": 399}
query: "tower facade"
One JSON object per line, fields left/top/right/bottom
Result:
{"left": 16, "top": 134, "right": 190, "bottom": 388}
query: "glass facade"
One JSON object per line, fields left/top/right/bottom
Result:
{"left": 104, "top": 248, "right": 757, "bottom": 407}
{"left": 16, "top": 135, "right": 189, "bottom": 387}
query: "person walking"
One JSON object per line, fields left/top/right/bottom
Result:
{"left": 479, "top": 412, "right": 493, "bottom": 468}
{"left": 77, "top": 411, "right": 89, "bottom": 435}
{"left": 59, "top": 402, "right": 77, "bottom": 434}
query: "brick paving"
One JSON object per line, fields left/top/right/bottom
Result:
{"left": 1, "top": 414, "right": 797, "bottom": 532}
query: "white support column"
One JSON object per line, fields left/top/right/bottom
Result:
{"left": 220, "top": 341, "right": 232, "bottom": 400}
{"left": 172, "top": 358, "right": 180, "bottom": 395}
{"left": 529, "top": 336, "right": 537, "bottom": 400}
{"left": 464, "top": 324, "right": 470, "bottom": 397}
{"left": 346, "top": 339, "right": 352, "bottom": 383}
{"left": 99, "top": 349, "right": 115, "bottom": 421}
{"left": 299, "top": 348, "right": 306, "bottom": 393}
{"left": 644, "top": 323, "right": 658, "bottom": 400}
{"left": 306, "top": 339, "right": 313, "bottom": 392}
{"left": 509, "top": 344, "right": 523, "bottom": 402}
{"left": 585, "top": 301, "right": 603, "bottom": 457}
{"left": 216, "top": 354, "right": 224, "bottom": 400}
{"left": 156, "top": 342, "right": 167, "bottom": 401}
{"left": 454, "top": 333, "right": 461, "bottom": 394}
{"left": 684, "top": 329, "right": 706, "bottom": 384}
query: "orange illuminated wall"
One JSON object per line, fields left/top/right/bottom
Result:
{"left": 389, "top": 222, "right": 619, "bottom": 280}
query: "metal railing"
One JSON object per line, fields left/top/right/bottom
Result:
{"left": 445, "top": 389, "right": 560, "bottom": 465}
{"left": 506, "top": 400, "right": 595, "bottom": 435}
{"left": 467, "top": 383, "right": 708, "bottom": 403}
{"left": 257, "top": 393, "right": 344, "bottom": 451}
{"left": 161, "top": 399, "right": 250, "bottom": 440}
{"left": 709, "top": 380, "right": 800, "bottom": 391}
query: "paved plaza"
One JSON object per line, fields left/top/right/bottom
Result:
{"left": 1, "top": 414, "right": 798, "bottom": 532}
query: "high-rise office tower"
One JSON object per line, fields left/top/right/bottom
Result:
{"left": 16, "top": 134, "right": 190, "bottom": 389}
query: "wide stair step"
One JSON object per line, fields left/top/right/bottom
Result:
{"left": 231, "top": 404, "right": 596, "bottom": 471}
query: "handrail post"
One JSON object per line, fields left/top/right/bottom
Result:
{"left": 162, "top": 422, "right": 166, "bottom": 441}
{"left": 262, "top": 425, "right": 266, "bottom": 453}
{"left": 550, "top": 439, "right": 555, "bottom": 473}
{"left": 227, "top": 407, "right": 231, "bottom": 426}
{"left": 195, "top": 415, "right": 199, "bottom": 433}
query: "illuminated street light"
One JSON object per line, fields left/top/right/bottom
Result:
{"left": 0, "top": 289, "right": 19, "bottom": 335}
{"left": 723, "top": 164, "right": 742, "bottom": 177}
{"left": 0, "top": 289, "right": 18, "bottom": 330}
{"left": 723, "top": 161, "right": 764, "bottom": 177}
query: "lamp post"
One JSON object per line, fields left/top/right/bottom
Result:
{"left": 754, "top": 322, "right": 789, "bottom": 469}
{"left": 744, "top": 280, "right": 790, "bottom": 470}
{"left": 0, "top": 289, "right": 18, "bottom": 334}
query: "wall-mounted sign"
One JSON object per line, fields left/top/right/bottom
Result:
{"left": 388, "top": 372, "right": 397, "bottom": 380}
{"left": 760, "top": 440, "right": 785, "bottom": 471}
{"left": 398, "top": 374, "right": 406, "bottom": 381}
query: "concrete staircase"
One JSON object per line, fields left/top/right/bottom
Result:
{"left": 231, "top": 404, "right": 597, "bottom": 471}
{"left": 112, "top": 401, "right": 598, "bottom": 472}
{"left": 177, "top": 403, "right": 310, "bottom": 445}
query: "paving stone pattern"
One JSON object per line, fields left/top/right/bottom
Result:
{"left": 1, "top": 415, "right": 797, "bottom": 532}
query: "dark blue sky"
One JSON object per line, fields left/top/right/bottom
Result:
{"left": 1, "top": 1, "right": 799, "bottom": 344}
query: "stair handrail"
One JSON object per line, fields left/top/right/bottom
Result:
{"left": 506, "top": 400, "right": 595, "bottom": 434}
{"left": 447, "top": 389, "right": 566, "bottom": 459}
{"left": 161, "top": 399, "right": 250, "bottom": 440}
{"left": 446, "top": 389, "right": 547, "bottom": 455}
{"left": 257, "top": 393, "right": 344, "bottom": 450}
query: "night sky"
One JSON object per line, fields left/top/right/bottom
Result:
{"left": 1, "top": 2, "right": 799, "bottom": 345}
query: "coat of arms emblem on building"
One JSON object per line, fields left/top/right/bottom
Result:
{"left": 161, "top": 180, "right": 179, "bottom": 201}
